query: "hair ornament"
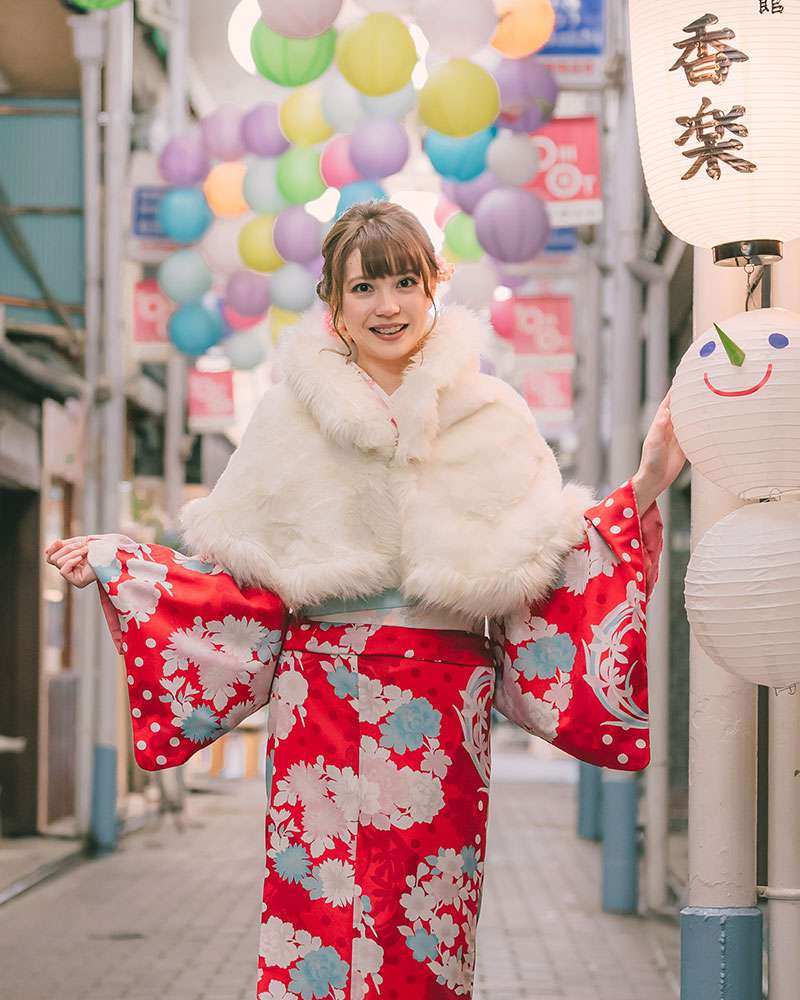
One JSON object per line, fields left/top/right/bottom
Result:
{"left": 435, "top": 254, "right": 455, "bottom": 283}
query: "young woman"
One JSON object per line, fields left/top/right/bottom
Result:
{"left": 47, "top": 202, "right": 682, "bottom": 1000}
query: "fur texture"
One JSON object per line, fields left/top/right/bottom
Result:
{"left": 181, "top": 305, "right": 594, "bottom": 620}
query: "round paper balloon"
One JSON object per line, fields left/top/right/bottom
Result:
{"left": 244, "top": 158, "right": 289, "bottom": 215}
{"left": 251, "top": 20, "right": 336, "bottom": 87}
{"left": 70, "top": 0, "right": 125, "bottom": 9}
{"left": 490, "top": 296, "right": 515, "bottom": 338}
{"left": 491, "top": 0, "right": 556, "bottom": 59}
{"left": 200, "top": 105, "right": 245, "bottom": 162}
{"left": 223, "top": 327, "right": 267, "bottom": 370}
{"left": 273, "top": 206, "right": 323, "bottom": 264}
{"left": 357, "top": 0, "right": 414, "bottom": 10}
{"left": 200, "top": 217, "right": 249, "bottom": 276}
{"left": 359, "top": 82, "right": 417, "bottom": 120}
{"left": 494, "top": 55, "right": 558, "bottom": 132}
{"left": 158, "top": 249, "right": 213, "bottom": 304}
{"left": 257, "top": 0, "right": 342, "bottom": 39}
{"left": 670, "top": 308, "right": 800, "bottom": 499}
{"left": 203, "top": 161, "right": 249, "bottom": 218}
{"left": 434, "top": 197, "right": 460, "bottom": 229}
{"left": 474, "top": 187, "right": 550, "bottom": 263}
{"left": 443, "top": 258, "right": 499, "bottom": 310}
{"left": 336, "top": 13, "right": 417, "bottom": 97}
{"left": 444, "top": 212, "right": 483, "bottom": 261}
{"left": 486, "top": 131, "right": 539, "bottom": 186}
{"left": 321, "top": 73, "right": 366, "bottom": 133}
{"left": 279, "top": 86, "right": 334, "bottom": 146}
{"left": 320, "top": 135, "right": 363, "bottom": 189}
{"left": 222, "top": 303, "right": 263, "bottom": 331}
{"left": 349, "top": 118, "right": 410, "bottom": 179}
{"left": 416, "top": 0, "right": 497, "bottom": 58}
{"left": 168, "top": 303, "right": 224, "bottom": 356}
{"left": 275, "top": 147, "right": 326, "bottom": 204}
{"left": 226, "top": 271, "right": 271, "bottom": 316}
{"left": 271, "top": 306, "right": 302, "bottom": 344}
{"left": 158, "top": 188, "right": 213, "bottom": 244}
{"left": 443, "top": 171, "right": 498, "bottom": 215}
{"left": 305, "top": 254, "right": 324, "bottom": 280}
{"left": 238, "top": 216, "right": 284, "bottom": 273}
{"left": 270, "top": 263, "right": 318, "bottom": 312}
{"left": 336, "top": 181, "right": 388, "bottom": 218}
{"left": 241, "top": 103, "right": 290, "bottom": 157}
{"left": 685, "top": 501, "right": 800, "bottom": 688}
{"left": 158, "top": 132, "right": 211, "bottom": 186}
{"left": 420, "top": 59, "right": 500, "bottom": 138}
{"left": 424, "top": 126, "right": 497, "bottom": 182}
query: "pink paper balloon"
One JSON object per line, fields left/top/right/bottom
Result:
{"left": 242, "top": 103, "right": 290, "bottom": 157}
{"left": 258, "top": 0, "right": 343, "bottom": 39}
{"left": 320, "top": 135, "right": 363, "bottom": 189}
{"left": 223, "top": 303, "right": 265, "bottom": 330}
{"left": 226, "top": 271, "right": 271, "bottom": 316}
{"left": 434, "top": 197, "right": 459, "bottom": 229}
{"left": 490, "top": 298, "right": 515, "bottom": 339}
{"left": 201, "top": 105, "right": 246, "bottom": 162}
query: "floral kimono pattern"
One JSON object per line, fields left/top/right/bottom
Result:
{"left": 88, "top": 480, "right": 659, "bottom": 999}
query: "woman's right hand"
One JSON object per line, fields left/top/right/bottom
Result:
{"left": 45, "top": 536, "right": 98, "bottom": 589}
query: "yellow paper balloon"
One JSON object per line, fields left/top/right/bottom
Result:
{"left": 270, "top": 305, "right": 301, "bottom": 344}
{"left": 491, "top": 0, "right": 556, "bottom": 59}
{"left": 279, "top": 86, "right": 335, "bottom": 146}
{"left": 238, "top": 216, "right": 284, "bottom": 273}
{"left": 202, "top": 162, "right": 249, "bottom": 218}
{"left": 419, "top": 59, "right": 500, "bottom": 138}
{"left": 335, "top": 13, "right": 417, "bottom": 97}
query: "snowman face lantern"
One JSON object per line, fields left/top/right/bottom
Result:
{"left": 671, "top": 307, "right": 800, "bottom": 499}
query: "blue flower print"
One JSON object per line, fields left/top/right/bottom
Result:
{"left": 289, "top": 946, "right": 349, "bottom": 1000}
{"left": 265, "top": 752, "right": 275, "bottom": 804}
{"left": 405, "top": 928, "right": 439, "bottom": 963}
{"left": 461, "top": 845, "right": 479, "bottom": 877}
{"left": 274, "top": 844, "right": 311, "bottom": 884}
{"left": 326, "top": 664, "right": 359, "bottom": 701}
{"left": 256, "top": 630, "right": 284, "bottom": 663}
{"left": 180, "top": 706, "right": 221, "bottom": 744}
{"left": 360, "top": 894, "right": 372, "bottom": 914}
{"left": 301, "top": 868, "right": 324, "bottom": 901}
{"left": 179, "top": 558, "right": 217, "bottom": 574}
{"left": 94, "top": 557, "right": 122, "bottom": 586}
{"left": 379, "top": 697, "right": 441, "bottom": 753}
{"left": 515, "top": 633, "right": 577, "bottom": 681}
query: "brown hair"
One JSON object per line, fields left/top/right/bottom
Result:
{"left": 316, "top": 201, "right": 439, "bottom": 353}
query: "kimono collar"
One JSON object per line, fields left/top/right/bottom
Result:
{"left": 279, "top": 303, "right": 485, "bottom": 462}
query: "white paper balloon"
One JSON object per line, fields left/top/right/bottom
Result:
{"left": 443, "top": 258, "right": 498, "bottom": 310}
{"left": 671, "top": 308, "right": 800, "bottom": 499}
{"left": 686, "top": 501, "right": 800, "bottom": 688}
{"left": 487, "top": 131, "right": 540, "bottom": 187}
{"left": 222, "top": 327, "right": 267, "bottom": 370}
{"left": 359, "top": 83, "right": 417, "bottom": 120}
{"left": 244, "top": 159, "right": 289, "bottom": 215}
{"left": 357, "top": 0, "right": 415, "bottom": 11}
{"left": 257, "top": 0, "right": 342, "bottom": 39}
{"left": 199, "top": 217, "right": 249, "bottom": 277}
{"left": 270, "top": 263, "right": 318, "bottom": 312}
{"left": 416, "top": 0, "right": 497, "bottom": 57}
{"left": 321, "top": 73, "right": 367, "bottom": 133}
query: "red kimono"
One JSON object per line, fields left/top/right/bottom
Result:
{"left": 90, "top": 481, "right": 659, "bottom": 1000}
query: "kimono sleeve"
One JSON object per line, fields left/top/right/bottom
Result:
{"left": 87, "top": 534, "right": 288, "bottom": 772}
{"left": 490, "top": 481, "right": 663, "bottom": 772}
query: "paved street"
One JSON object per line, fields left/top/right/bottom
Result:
{"left": 0, "top": 754, "right": 679, "bottom": 1000}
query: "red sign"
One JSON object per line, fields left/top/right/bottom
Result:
{"left": 496, "top": 295, "right": 574, "bottom": 355}
{"left": 133, "top": 278, "right": 171, "bottom": 346}
{"left": 187, "top": 369, "right": 235, "bottom": 433}
{"left": 526, "top": 117, "right": 602, "bottom": 225}
{"left": 519, "top": 369, "right": 574, "bottom": 413}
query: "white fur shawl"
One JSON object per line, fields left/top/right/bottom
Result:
{"left": 181, "top": 304, "right": 593, "bottom": 622}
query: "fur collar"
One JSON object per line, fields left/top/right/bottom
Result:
{"left": 279, "top": 304, "right": 484, "bottom": 462}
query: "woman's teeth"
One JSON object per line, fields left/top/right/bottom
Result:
{"left": 370, "top": 324, "right": 408, "bottom": 337}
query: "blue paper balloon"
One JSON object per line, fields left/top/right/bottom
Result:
{"left": 335, "top": 180, "right": 387, "bottom": 219}
{"left": 423, "top": 126, "right": 497, "bottom": 182}
{"left": 158, "top": 187, "right": 213, "bottom": 243}
{"left": 168, "top": 303, "right": 224, "bottom": 356}
{"left": 158, "top": 249, "right": 213, "bottom": 304}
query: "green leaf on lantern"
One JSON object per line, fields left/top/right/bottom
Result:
{"left": 714, "top": 323, "right": 746, "bottom": 367}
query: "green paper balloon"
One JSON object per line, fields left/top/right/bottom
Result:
{"left": 276, "top": 147, "right": 326, "bottom": 205}
{"left": 251, "top": 20, "right": 336, "bottom": 88}
{"left": 444, "top": 212, "right": 483, "bottom": 262}
{"left": 70, "top": 0, "right": 125, "bottom": 8}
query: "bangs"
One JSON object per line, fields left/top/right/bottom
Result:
{"left": 343, "top": 219, "right": 432, "bottom": 283}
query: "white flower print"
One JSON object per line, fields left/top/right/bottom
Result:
{"left": 518, "top": 690, "right": 559, "bottom": 740}
{"left": 259, "top": 916, "right": 300, "bottom": 969}
{"left": 430, "top": 952, "right": 462, "bottom": 991}
{"left": 276, "top": 669, "right": 308, "bottom": 707}
{"left": 543, "top": 678, "right": 573, "bottom": 713}
{"left": 421, "top": 746, "right": 452, "bottom": 779}
{"left": 275, "top": 762, "right": 326, "bottom": 807}
{"left": 197, "top": 649, "right": 255, "bottom": 712}
{"left": 220, "top": 699, "right": 258, "bottom": 731}
{"left": 504, "top": 613, "right": 557, "bottom": 647}
{"left": 258, "top": 980, "right": 298, "bottom": 1000}
{"left": 316, "top": 858, "right": 356, "bottom": 907}
{"left": 301, "top": 797, "right": 350, "bottom": 858}
{"left": 427, "top": 874, "right": 461, "bottom": 906}
{"left": 400, "top": 885, "right": 435, "bottom": 922}
{"left": 207, "top": 615, "right": 267, "bottom": 658}
{"left": 562, "top": 548, "right": 591, "bottom": 596}
{"left": 338, "top": 623, "right": 381, "bottom": 654}
{"left": 161, "top": 623, "right": 218, "bottom": 675}
{"left": 434, "top": 848, "right": 465, "bottom": 877}
{"left": 357, "top": 675, "right": 392, "bottom": 725}
{"left": 430, "top": 913, "right": 459, "bottom": 949}
{"left": 327, "top": 767, "right": 364, "bottom": 824}
{"left": 112, "top": 559, "right": 171, "bottom": 627}
{"left": 351, "top": 936, "right": 384, "bottom": 1000}
{"left": 406, "top": 770, "right": 445, "bottom": 824}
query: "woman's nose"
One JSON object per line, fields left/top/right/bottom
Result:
{"left": 375, "top": 290, "right": 401, "bottom": 315}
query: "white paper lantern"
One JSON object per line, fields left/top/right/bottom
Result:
{"left": 671, "top": 308, "right": 800, "bottom": 499}
{"left": 486, "top": 131, "right": 540, "bottom": 187}
{"left": 685, "top": 501, "right": 800, "bottom": 687}
{"left": 629, "top": 2, "right": 800, "bottom": 260}
{"left": 443, "top": 258, "right": 498, "bottom": 310}
{"left": 415, "top": 0, "right": 497, "bottom": 58}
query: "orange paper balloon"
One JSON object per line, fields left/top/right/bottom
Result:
{"left": 203, "top": 162, "right": 249, "bottom": 218}
{"left": 491, "top": 0, "right": 556, "bottom": 59}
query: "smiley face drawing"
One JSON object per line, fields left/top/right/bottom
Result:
{"left": 670, "top": 307, "right": 800, "bottom": 499}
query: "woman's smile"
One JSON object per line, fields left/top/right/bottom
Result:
{"left": 368, "top": 322, "right": 410, "bottom": 339}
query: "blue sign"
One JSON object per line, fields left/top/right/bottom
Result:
{"left": 545, "top": 228, "right": 579, "bottom": 254}
{"left": 540, "top": 0, "right": 604, "bottom": 57}
{"left": 132, "top": 186, "right": 168, "bottom": 239}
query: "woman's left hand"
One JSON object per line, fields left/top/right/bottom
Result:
{"left": 631, "top": 393, "right": 687, "bottom": 512}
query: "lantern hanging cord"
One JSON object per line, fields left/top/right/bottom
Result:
{"left": 744, "top": 260, "right": 765, "bottom": 311}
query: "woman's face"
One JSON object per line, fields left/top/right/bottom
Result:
{"left": 337, "top": 250, "right": 436, "bottom": 369}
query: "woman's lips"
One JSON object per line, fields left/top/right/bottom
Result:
{"left": 369, "top": 323, "right": 409, "bottom": 339}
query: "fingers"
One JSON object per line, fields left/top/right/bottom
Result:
{"left": 47, "top": 537, "right": 88, "bottom": 566}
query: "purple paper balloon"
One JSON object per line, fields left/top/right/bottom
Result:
{"left": 242, "top": 103, "right": 290, "bottom": 158}
{"left": 349, "top": 118, "right": 410, "bottom": 181}
{"left": 493, "top": 56, "right": 558, "bottom": 133}
{"left": 158, "top": 132, "right": 211, "bottom": 186}
{"left": 226, "top": 271, "right": 271, "bottom": 317}
{"left": 474, "top": 188, "right": 551, "bottom": 264}
{"left": 443, "top": 171, "right": 499, "bottom": 216}
{"left": 273, "top": 206, "right": 323, "bottom": 264}
{"left": 305, "top": 253, "right": 324, "bottom": 280}
{"left": 201, "top": 105, "right": 246, "bottom": 162}
{"left": 492, "top": 260, "right": 532, "bottom": 290}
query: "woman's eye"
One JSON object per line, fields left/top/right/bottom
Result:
{"left": 699, "top": 341, "right": 716, "bottom": 358}
{"left": 398, "top": 277, "right": 417, "bottom": 288}
{"left": 352, "top": 283, "right": 371, "bottom": 293}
